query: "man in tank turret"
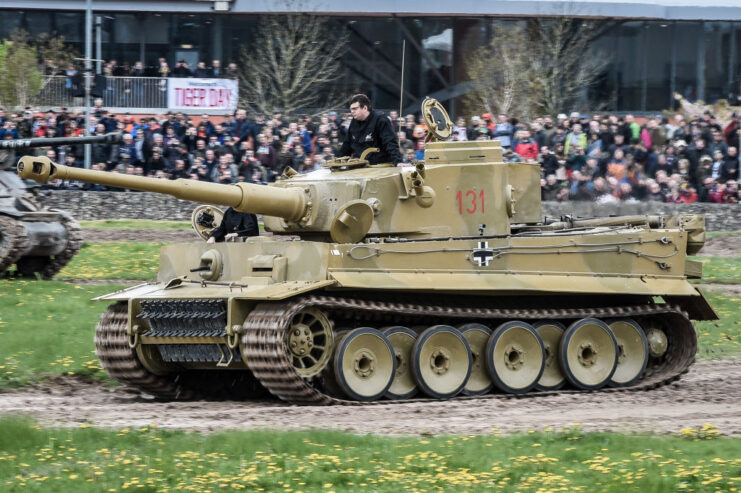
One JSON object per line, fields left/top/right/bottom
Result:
{"left": 338, "top": 94, "right": 403, "bottom": 165}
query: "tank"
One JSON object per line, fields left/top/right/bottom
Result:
{"left": 18, "top": 99, "right": 717, "bottom": 403}
{"left": 0, "top": 133, "right": 122, "bottom": 279}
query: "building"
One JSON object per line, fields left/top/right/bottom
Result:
{"left": 2, "top": 0, "right": 740, "bottom": 115}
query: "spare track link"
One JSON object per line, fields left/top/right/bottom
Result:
{"left": 40, "top": 214, "right": 83, "bottom": 279}
{"left": 242, "top": 295, "right": 697, "bottom": 405}
{"left": 0, "top": 215, "right": 30, "bottom": 274}
{"left": 95, "top": 302, "right": 195, "bottom": 400}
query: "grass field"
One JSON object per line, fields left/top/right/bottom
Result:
{"left": 79, "top": 220, "right": 191, "bottom": 230}
{"left": 0, "top": 280, "right": 739, "bottom": 392}
{"left": 58, "top": 242, "right": 163, "bottom": 280}
{"left": 695, "top": 290, "right": 741, "bottom": 359}
{"left": 0, "top": 281, "right": 126, "bottom": 388}
{"left": 78, "top": 219, "right": 265, "bottom": 233}
{"left": 691, "top": 257, "right": 741, "bottom": 284}
{"left": 706, "top": 230, "right": 741, "bottom": 239}
{"left": 0, "top": 415, "right": 738, "bottom": 492}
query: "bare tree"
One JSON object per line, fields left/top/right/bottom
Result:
{"left": 464, "top": 24, "right": 534, "bottom": 121}
{"left": 36, "top": 32, "right": 78, "bottom": 80}
{"left": 238, "top": 5, "right": 348, "bottom": 117}
{"left": 526, "top": 17, "right": 611, "bottom": 117}
{"left": 464, "top": 18, "right": 613, "bottom": 119}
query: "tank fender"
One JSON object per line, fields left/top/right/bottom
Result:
{"left": 46, "top": 207, "right": 74, "bottom": 221}
{"left": 0, "top": 208, "right": 64, "bottom": 221}
{"left": 663, "top": 288, "right": 719, "bottom": 321}
{"left": 92, "top": 279, "right": 337, "bottom": 302}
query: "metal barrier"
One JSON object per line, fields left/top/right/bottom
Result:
{"left": 38, "top": 76, "right": 169, "bottom": 109}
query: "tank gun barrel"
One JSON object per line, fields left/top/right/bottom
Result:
{"left": 17, "top": 156, "right": 308, "bottom": 222}
{"left": 0, "top": 132, "right": 124, "bottom": 150}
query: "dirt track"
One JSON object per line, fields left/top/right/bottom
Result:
{"left": 1, "top": 361, "right": 738, "bottom": 436}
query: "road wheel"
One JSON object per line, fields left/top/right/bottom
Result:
{"left": 534, "top": 321, "right": 566, "bottom": 391}
{"left": 486, "top": 321, "right": 544, "bottom": 394}
{"left": 607, "top": 318, "right": 648, "bottom": 387}
{"left": 559, "top": 318, "right": 618, "bottom": 390}
{"left": 333, "top": 327, "right": 395, "bottom": 401}
{"left": 458, "top": 323, "right": 493, "bottom": 395}
{"left": 382, "top": 326, "right": 418, "bottom": 400}
{"left": 412, "top": 325, "right": 471, "bottom": 400}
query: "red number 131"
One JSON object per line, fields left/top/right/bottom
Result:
{"left": 456, "top": 189, "right": 485, "bottom": 214}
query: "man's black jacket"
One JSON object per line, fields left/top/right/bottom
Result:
{"left": 210, "top": 208, "right": 259, "bottom": 242}
{"left": 339, "top": 110, "right": 403, "bottom": 164}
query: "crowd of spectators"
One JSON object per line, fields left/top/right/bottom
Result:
{"left": 59, "top": 59, "right": 240, "bottom": 81}
{"left": 102, "top": 58, "right": 239, "bottom": 79}
{"left": 0, "top": 103, "right": 739, "bottom": 204}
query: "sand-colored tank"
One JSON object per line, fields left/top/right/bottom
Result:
{"left": 18, "top": 99, "right": 716, "bottom": 403}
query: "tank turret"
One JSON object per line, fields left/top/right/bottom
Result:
{"left": 18, "top": 98, "right": 718, "bottom": 406}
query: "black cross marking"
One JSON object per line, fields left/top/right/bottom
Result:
{"left": 472, "top": 241, "right": 494, "bottom": 267}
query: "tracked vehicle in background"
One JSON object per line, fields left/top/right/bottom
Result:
{"left": 18, "top": 99, "right": 716, "bottom": 403}
{"left": 0, "top": 133, "right": 121, "bottom": 278}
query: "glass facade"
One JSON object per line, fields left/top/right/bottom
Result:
{"left": 1, "top": 9, "right": 739, "bottom": 114}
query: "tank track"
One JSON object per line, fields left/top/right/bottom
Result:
{"left": 0, "top": 215, "right": 30, "bottom": 275}
{"left": 94, "top": 302, "right": 196, "bottom": 400}
{"left": 39, "top": 213, "right": 83, "bottom": 279}
{"left": 93, "top": 296, "right": 697, "bottom": 404}
{"left": 242, "top": 295, "right": 697, "bottom": 405}
{"left": 95, "top": 302, "right": 268, "bottom": 400}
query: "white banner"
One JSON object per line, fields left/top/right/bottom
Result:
{"left": 167, "top": 78, "right": 238, "bottom": 112}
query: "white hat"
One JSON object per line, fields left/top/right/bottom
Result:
{"left": 557, "top": 113, "right": 568, "bottom": 120}
{"left": 471, "top": 116, "right": 480, "bottom": 122}
{"left": 570, "top": 111, "right": 580, "bottom": 118}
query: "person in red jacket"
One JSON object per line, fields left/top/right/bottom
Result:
{"left": 514, "top": 130, "right": 539, "bottom": 161}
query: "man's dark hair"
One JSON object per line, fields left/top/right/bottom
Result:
{"left": 350, "top": 94, "right": 371, "bottom": 110}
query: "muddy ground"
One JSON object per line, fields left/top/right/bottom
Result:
{"left": 0, "top": 361, "right": 738, "bottom": 436}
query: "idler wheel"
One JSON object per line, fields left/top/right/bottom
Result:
{"left": 458, "top": 323, "right": 493, "bottom": 396}
{"left": 646, "top": 328, "right": 669, "bottom": 358}
{"left": 486, "top": 321, "right": 545, "bottom": 394}
{"left": 533, "top": 321, "right": 566, "bottom": 391}
{"left": 382, "top": 326, "right": 419, "bottom": 400}
{"left": 606, "top": 318, "right": 648, "bottom": 387}
{"left": 286, "top": 307, "right": 334, "bottom": 378}
{"left": 333, "top": 327, "right": 395, "bottom": 401}
{"left": 559, "top": 318, "right": 618, "bottom": 390}
{"left": 412, "top": 325, "right": 472, "bottom": 400}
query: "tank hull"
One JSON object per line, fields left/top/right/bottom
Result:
{"left": 0, "top": 211, "right": 82, "bottom": 278}
{"left": 93, "top": 226, "right": 712, "bottom": 404}
{"left": 0, "top": 170, "right": 83, "bottom": 278}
